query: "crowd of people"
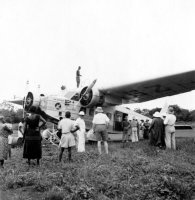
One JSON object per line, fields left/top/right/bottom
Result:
{"left": 149, "top": 107, "right": 177, "bottom": 150}
{"left": 0, "top": 105, "right": 177, "bottom": 168}
{"left": 121, "top": 106, "right": 177, "bottom": 151}
{"left": 121, "top": 116, "right": 150, "bottom": 147}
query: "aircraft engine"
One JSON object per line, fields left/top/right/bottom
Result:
{"left": 24, "top": 91, "right": 41, "bottom": 111}
{"left": 79, "top": 87, "right": 104, "bottom": 107}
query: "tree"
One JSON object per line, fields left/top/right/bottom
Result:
{"left": 142, "top": 109, "right": 150, "bottom": 117}
{"left": 189, "top": 110, "right": 195, "bottom": 121}
{"left": 0, "top": 107, "right": 23, "bottom": 123}
{"left": 134, "top": 105, "right": 194, "bottom": 122}
{"left": 134, "top": 108, "right": 142, "bottom": 114}
{"left": 170, "top": 105, "right": 191, "bottom": 122}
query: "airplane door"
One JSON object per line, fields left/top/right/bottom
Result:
{"left": 114, "top": 111, "right": 123, "bottom": 131}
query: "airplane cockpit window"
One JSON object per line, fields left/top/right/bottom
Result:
{"left": 64, "top": 91, "right": 80, "bottom": 101}
{"left": 64, "top": 91, "right": 75, "bottom": 99}
{"left": 71, "top": 93, "right": 80, "bottom": 101}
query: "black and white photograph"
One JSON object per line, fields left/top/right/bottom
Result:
{"left": 0, "top": 0, "right": 195, "bottom": 199}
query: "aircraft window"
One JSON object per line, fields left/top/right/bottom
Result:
{"left": 64, "top": 91, "right": 76, "bottom": 99}
{"left": 71, "top": 93, "right": 80, "bottom": 101}
{"left": 106, "top": 113, "right": 112, "bottom": 120}
{"left": 55, "top": 102, "right": 61, "bottom": 110}
{"left": 89, "top": 108, "right": 94, "bottom": 116}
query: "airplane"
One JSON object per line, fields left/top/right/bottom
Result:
{"left": 10, "top": 70, "right": 195, "bottom": 141}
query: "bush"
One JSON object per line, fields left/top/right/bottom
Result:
{"left": 153, "top": 176, "right": 194, "bottom": 200}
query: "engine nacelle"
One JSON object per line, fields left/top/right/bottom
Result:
{"left": 24, "top": 92, "right": 41, "bottom": 111}
{"left": 79, "top": 87, "right": 104, "bottom": 107}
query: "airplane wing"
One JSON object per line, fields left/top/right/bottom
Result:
{"left": 100, "top": 70, "right": 195, "bottom": 103}
{"left": 46, "top": 114, "right": 59, "bottom": 125}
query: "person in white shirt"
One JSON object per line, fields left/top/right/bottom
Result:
{"left": 75, "top": 111, "right": 86, "bottom": 152}
{"left": 58, "top": 111, "right": 79, "bottom": 162}
{"left": 164, "top": 107, "right": 177, "bottom": 150}
{"left": 130, "top": 116, "right": 139, "bottom": 142}
{"left": 92, "top": 107, "right": 110, "bottom": 154}
{"left": 41, "top": 125, "right": 51, "bottom": 140}
{"left": 18, "top": 119, "right": 24, "bottom": 138}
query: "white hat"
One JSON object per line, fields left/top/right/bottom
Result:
{"left": 153, "top": 111, "right": 161, "bottom": 118}
{"left": 95, "top": 107, "right": 103, "bottom": 113}
{"left": 79, "top": 111, "right": 85, "bottom": 116}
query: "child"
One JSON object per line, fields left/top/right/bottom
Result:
{"left": 0, "top": 117, "right": 13, "bottom": 168}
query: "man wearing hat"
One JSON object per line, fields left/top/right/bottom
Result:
{"left": 164, "top": 107, "right": 176, "bottom": 150}
{"left": 92, "top": 107, "right": 110, "bottom": 154}
{"left": 130, "top": 116, "right": 139, "bottom": 142}
{"left": 75, "top": 111, "right": 86, "bottom": 152}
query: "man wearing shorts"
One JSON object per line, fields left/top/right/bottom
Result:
{"left": 92, "top": 107, "right": 110, "bottom": 154}
{"left": 58, "top": 111, "right": 79, "bottom": 162}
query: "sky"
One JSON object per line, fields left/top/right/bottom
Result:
{"left": 0, "top": 0, "right": 195, "bottom": 110}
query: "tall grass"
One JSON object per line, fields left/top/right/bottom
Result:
{"left": 0, "top": 139, "right": 195, "bottom": 199}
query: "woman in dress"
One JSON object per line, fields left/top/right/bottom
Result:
{"left": 0, "top": 116, "right": 13, "bottom": 168}
{"left": 149, "top": 112, "right": 165, "bottom": 148}
{"left": 75, "top": 111, "right": 86, "bottom": 152}
{"left": 23, "top": 106, "right": 46, "bottom": 165}
{"left": 143, "top": 119, "right": 150, "bottom": 139}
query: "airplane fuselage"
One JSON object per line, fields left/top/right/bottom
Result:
{"left": 37, "top": 93, "right": 151, "bottom": 136}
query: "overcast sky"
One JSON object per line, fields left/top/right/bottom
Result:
{"left": 0, "top": 0, "right": 195, "bottom": 110}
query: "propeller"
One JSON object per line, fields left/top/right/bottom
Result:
{"left": 78, "top": 79, "right": 97, "bottom": 103}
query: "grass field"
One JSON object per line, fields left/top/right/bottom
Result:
{"left": 0, "top": 139, "right": 195, "bottom": 200}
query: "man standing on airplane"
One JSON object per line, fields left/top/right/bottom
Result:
{"left": 76, "top": 66, "right": 82, "bottom": 88}
{"left": 92, "top": 107, "right": 110, "bottom": 155}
